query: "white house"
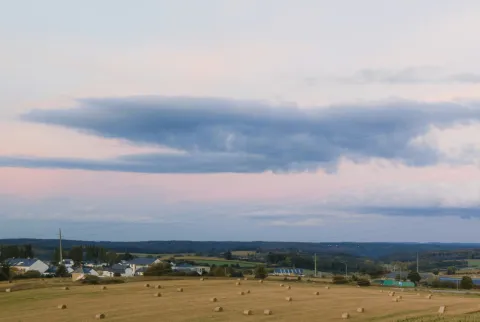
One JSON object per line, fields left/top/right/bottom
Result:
{"left": 126, "top": 258, "right": 161, "bottom": 275}
{"left": 7, "top": 258, "right": 49, "bottom": 274}
{"left": 102, "top": 264, "right": 134, "bottom": 277}
{"left": 61, "top": 259, "right": 75, "bottom": 268}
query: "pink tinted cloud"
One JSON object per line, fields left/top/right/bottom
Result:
{"left": 2, "top": 158, "right": 479, "bottom": 206}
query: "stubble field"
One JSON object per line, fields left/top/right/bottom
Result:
{"left": 1, "top": 279, "right": 480, "bottom": 321}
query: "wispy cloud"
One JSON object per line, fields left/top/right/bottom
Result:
{"left": 332, "top": 67, "right": 480, "bottom": 84}
{"left": 1, "top": 96, "right": 480, "bottom": 173}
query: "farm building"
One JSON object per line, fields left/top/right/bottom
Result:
{"left": 6, "top": 258, "right": 49, "bottom": 274}
{"left": 102, "top": 264, "right": 134, "bottom": 277}
{"left": 273, "top": 268, "right": 305, "bottom": 276}
{"left": 171, "top": 262, "right": 210, "bottom": 275}
{"left": 72, "top": 267, "right": 99, "bottom": 281}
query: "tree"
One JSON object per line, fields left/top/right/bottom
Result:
{"left": 0, "top": 262, "right": 11, "bottom": 281}
{"left": 432, "top": 269, "right": 439, "bottom": 276}
{"left": 68, "top": 246, "right": 83, "bottom": 264}
{"left": 56, "top": 264, "right": 69, "bottom": 277}
{"left": 144, "top": 263, "right": 172, "bottom": 276}
{"left": 460, "top": 276, "right": 474, "bottom": 290}
{"left": 106, "top": 252, "right": 118, "bottom": 266}
{"left": 407, "top": 271, "right": 421, "bottom": 285}
{"left": 447, "top": 266, "right": 457, "bottom": 275}
{"left": 224, "top": 251, "right": 232, "bottom": 260}
{"left": 254, "top": 265, "right": 267, "bottom": 279}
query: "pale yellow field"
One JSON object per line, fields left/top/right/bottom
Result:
{"left": 1, "top": 279, "right": 479, "bottom": 322}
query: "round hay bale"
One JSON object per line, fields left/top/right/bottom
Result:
{"left": 341, "top": 312, "right": 350, "bottom": 319}
{"left": 244, "top": 277, "right": 248, "bottom": 281}
{"left": 280, "top": 283, "right": 284, "bottom": 287}
{"left": 5, "top": 288, "right": 11, "bottom": 293}
{"left": 392, "top": 298, "right": 399, "bottom": 302}
{"left": 426, "top": 294, "right": 432, "bottom": 299}
{"left": 380, "top": 290, "right": 383, "bottom": 293}
{"left": 177, "top": 288, "right": 183, "bottom": 292}
{"left": 210, "top": 297, "right": 218, "bottom": 302}
{"left": 417, "top": 293, "right": 420, "bottom": 296}
{"left": 58, "top": 304, "right": 67, "bottom": 310}
{"left": 286, "top": 285, "right": 291, "bottom": 290}
{"left": 259, "top": 280, "right": 264, "bottom": 283}
{"left": 325, "top": 286, "right": 330, "bottom": 289}
{"left": 243, "top": 309, "right": 252, "bottom": 316}
{"left": 213, "top": 307, "right": 223, "bottom": 312}
{"left": 63, "top": 287, "right": 69, "bottom": 290}
{"left": 200, "top": 278, "right": 204, "bottom": 281}
{"left": 101, "top": 286, "right": 107, "bottom": 290}
{"left": 356, "top": 308, "right": 365, "bottom": 313}
{"left": 285, "top": 296, "right": 292, "bottom": 302}
{"left": 155, "top": 285, "right": 162, "bottom": 289}
{"left": 438, "top": 306, "right": 446, "bottom": 314}
{"left": 246, "top": 290, "right": 250, "bottom": 294}
{"left": 154, "top": 292, "right": 162, "bottom": 297}
{"left": 264, "top": 309, "right": 273, "bottom": 315}
{"left": 144, "top": 284, "right": 150, "bottom": 288}
{"left": 238, "top": 291, "right": 245, "bottom": 295}
{"left": 237, "top": 278, "right": 241, "bottom": 281}
{"left": 397, "top": 295, "right": 402, "bottom": 300}
{"left": 314, "top": 291, "right": 319, "bottom": 295}
{"left": 236, "top": 282, "right": 241, "bottom": 286}
{"left": 95, "top": 313, "right": 106, "bottom": 319}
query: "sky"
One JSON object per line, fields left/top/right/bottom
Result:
{"left": 1, "top": 0, "right": 480, "bottom": 242}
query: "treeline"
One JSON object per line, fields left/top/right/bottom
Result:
{"left": 52, "top": 245, "right": 136, "bottom": 265}
{"left": 0, "top": 244, "right": 34, "bottom": 261}
{"left": 3, "top": 239, "right": 479, "bottom": 259}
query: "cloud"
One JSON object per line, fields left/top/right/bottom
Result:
{"left": 335, "top": 67, "right": 480, "bottom": 84}
{"left": 1, "top": 96, "right": 480, "bottom": 173}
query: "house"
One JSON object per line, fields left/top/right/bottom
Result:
{"left": 102, "top": 264, "right": 134, "bottom": 277}
{"left": 171, "top": 262, "right": 210, "bottom": 275}
{"left": 61, "top": 259, "right": 75, "bottom": 268}
{"left": 43, "top": 266, "right": 58, "bottom": 277}
{"left": 71, "top": 267, "right": 99, "bottom": 281}
{"left": 126, "top": 258, "right": 161, "bottom": 275}
{"left": 134, "top": 266, "right": 147, "bottom": 276}
{"left": 7, "top": 258, "right": 49, "bottom": 274}
{"left": 273, "top": 268, "right": 305, "bottom": 276}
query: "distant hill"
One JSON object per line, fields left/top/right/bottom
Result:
{"left": 1, "top": 238, "right": 479, "bottom": 261}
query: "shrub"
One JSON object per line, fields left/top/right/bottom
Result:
{"left": 461, "top": 276, "right": 474, "bottom": 290}
{"left": 229, "top": 270, "right": 244, "bottom": 278}
{"left": 56, "top": 265, "right": 69, "bottom": 278}
{"left": 332, "top": 275, "right": 348, "bottom": 284}
{"left": 356, "top": 278, "right": 371, "bottom": 287}
{"left": 254, "top": 265, "right": 267, "bottom": 279}
{"left": 13, "top": 270, "right": 42, "bottom": 280}
{"left": 81, "top": 275, "right": 100, "bottom": 284}
{"left": 144, "top": 263, "right": 172, "bottom": 276}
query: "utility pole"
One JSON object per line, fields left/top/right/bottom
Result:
{"left": 314, "top": 253, "right": 317, "bottom": 277}
{"left": 416, "top": 253, "right": 419, "bottom": 273}
{"left": 341, "top": 261, "right": 348, "bottom": 278}
{"left": 58, "top": 228, "right": 63, "bottom": 264}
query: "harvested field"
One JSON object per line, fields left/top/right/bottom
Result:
{"left": 1, "top": 279, "right": 480, "bottom": 321}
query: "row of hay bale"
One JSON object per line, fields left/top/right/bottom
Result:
{"left": 212, "top": 307, "right": 272, "bottom": 315}
{"left": 56, "top": 305, "right": 105, "bottom": 319}
{"left": 341, "top": 308, "right": 366, "bottom": 319}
